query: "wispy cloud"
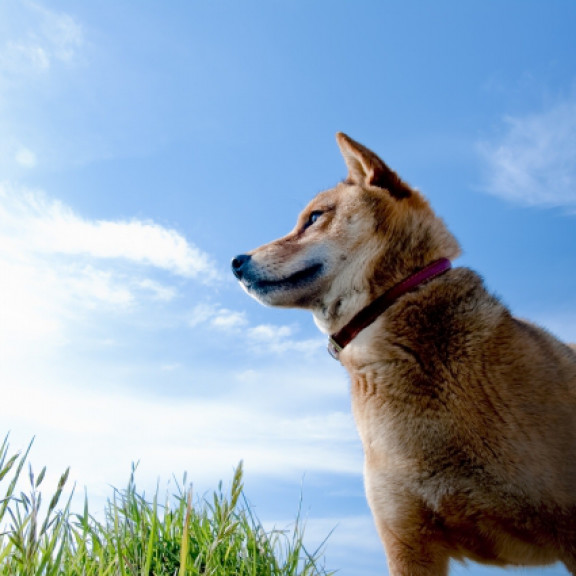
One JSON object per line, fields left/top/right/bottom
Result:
{"left": 15, "top": 146, "right": 37, "bottom": 168}
{"left": 0, "top": 324, "right": 358, "bottom": 507}
{"left": 478, "top": 97, "right": 576, "bottom": 208}
{"left": 188, "top": 304, "right": 247, "bottom": 329}
{"left": 1, "top": 184, "right": 218, "bottom": 279}
{"left": 29, "top": 1, "right": 83, "bottom": 65}
{"left": 0, "top": 2, "right": 85, "bottom": 174}
{"left": 187, "top": 303, "right": 325, "bottom": 355}
{"left": 0, "top": 184, "right": 218, "bottom": 352}
{"left": 247, "top": 323, "right": 325, "bottom": 355}
{"left": 0, "top": 1, "right": 83, "bottom": 76}
{"left": 211, "top": 308, "right": 249, "bottom": 330}
{"left": 0, "top": 376, "right": 360, "bottom": 488}
{"left": 136, "top": 279, "right": 178, "bottom": 302}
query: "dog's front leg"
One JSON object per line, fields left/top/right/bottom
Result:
{"left": 367, "top": 480, "right": 449, "bottom": 576}
{"left": 378, "top": 525, "right": 449, "bottom": 576}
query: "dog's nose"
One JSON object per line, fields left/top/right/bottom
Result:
{"left": 231, "top": 254, "right": 251, "bottom": 279}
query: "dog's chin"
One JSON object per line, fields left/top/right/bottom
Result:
{"left": 241, "top": 262, "right": 324, "bottom": 308}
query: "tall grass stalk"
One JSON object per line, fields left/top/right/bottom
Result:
{"left": 0, "top": 436, "right": 333, "bottom": 575}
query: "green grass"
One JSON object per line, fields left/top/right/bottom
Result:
{"left": 0, "top": 436, "right": 333, "bottom": 576}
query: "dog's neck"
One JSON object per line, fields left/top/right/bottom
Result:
{"left": 315, "top": 259, "right": 452, "bottom": 361}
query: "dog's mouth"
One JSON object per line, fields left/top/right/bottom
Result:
{"left": 245, "top": 262, "right": 324, "bottom": 294}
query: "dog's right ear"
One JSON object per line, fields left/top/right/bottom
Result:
{"left": 336, "top": 132, "right": 412, "bottom": 199}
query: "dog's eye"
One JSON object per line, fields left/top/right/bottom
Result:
{"left": 306, "top": 211, "right": 323, "bottom": 228}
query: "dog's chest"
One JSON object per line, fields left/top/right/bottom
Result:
{"left": 348, "top": 366, "right": 444, "bottom": 469}
{"left": 346, "top": 361, "right": 482, "bottom": 491}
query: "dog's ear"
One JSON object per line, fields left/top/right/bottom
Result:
{"left": 336, "top": 132, "right": 412, "bottom": 199}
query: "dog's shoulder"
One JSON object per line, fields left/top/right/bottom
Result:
{"left": 384, "top": 265, "right": 576, "bottom": 392}
{"left": 388, "top": 266, "right": 506, "bottom": 359}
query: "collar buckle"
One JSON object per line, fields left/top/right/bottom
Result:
{"left": 327, "top": 337, "right": 343, "bottom": 361}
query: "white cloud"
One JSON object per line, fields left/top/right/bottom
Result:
{"left": 187, "top": 303, "right": 324, "bottom": 355}
{"left": 160, "top": 362, "right": 181, "bottom": 371}
{"left": 188, "top": 303, "right": 220, "bottom": 327}
{"left": 0, "top": 183, "right": 218, "bottom": 353}
{"left": 0, "top": 2, "right": 87, "bottom": 175}
{"left": 66, "top": 266, "right": 135, "bottom": 307}
{"left": 0, "top": 362, "right": 361, "bottom": 502}
{"left": 249, "top": 324, "right": 293, "bottom": 341}
{"left": 0, "top": 2, "right": 83, "bottom": 76}
{"left": 188, "top": 304, "right": 247, "bottom": 330}
{"left": 0, "top": 258, "right": 63, "bottom": 349}
{"left": 0, "top": 184, "right": 218, "bottom": 279}
{"left": 30, "top": 2, "right": 83, "bottom": 64}
{"left": 137, "top": 279, "right": 177, "bottom": 302}
{"left": 479, "top": 98, "right": 576, "bottom": 208}
{"left": 247, "top": 323, "right": 324, "bottom": 355}
{"left": 211, "top": 308, "right": 248, "bottom": 330}
{"left": 2, "top": 41, "right": 51, "bottom": 72}
{"left": 15, "top": 146, "right": 37, "bottom": 168}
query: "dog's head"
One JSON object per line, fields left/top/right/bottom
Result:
{"left": 232, "top": 133, "right": 460, "bottom": 334}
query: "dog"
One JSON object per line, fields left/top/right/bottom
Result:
{"left": 231, "top": 133, "right": 576, "bottom": 575}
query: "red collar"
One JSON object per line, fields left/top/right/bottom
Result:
{"left": 328, "top": 258, "right": 452, "bottom": 361}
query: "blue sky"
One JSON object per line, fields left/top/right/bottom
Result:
{"left": 1, "top": 1, "right": 576, "bottom": 574}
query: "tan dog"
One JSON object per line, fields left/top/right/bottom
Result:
{"left": 232, "top": 133, "right": 576, "bottom": 575}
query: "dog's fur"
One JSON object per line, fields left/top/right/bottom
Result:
{"left": 232, "top": 133, "right": 576, "bottom": 575}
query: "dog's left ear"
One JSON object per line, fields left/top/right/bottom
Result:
{"left": 336, "top": 132, "right": 412, "bottom": 199}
